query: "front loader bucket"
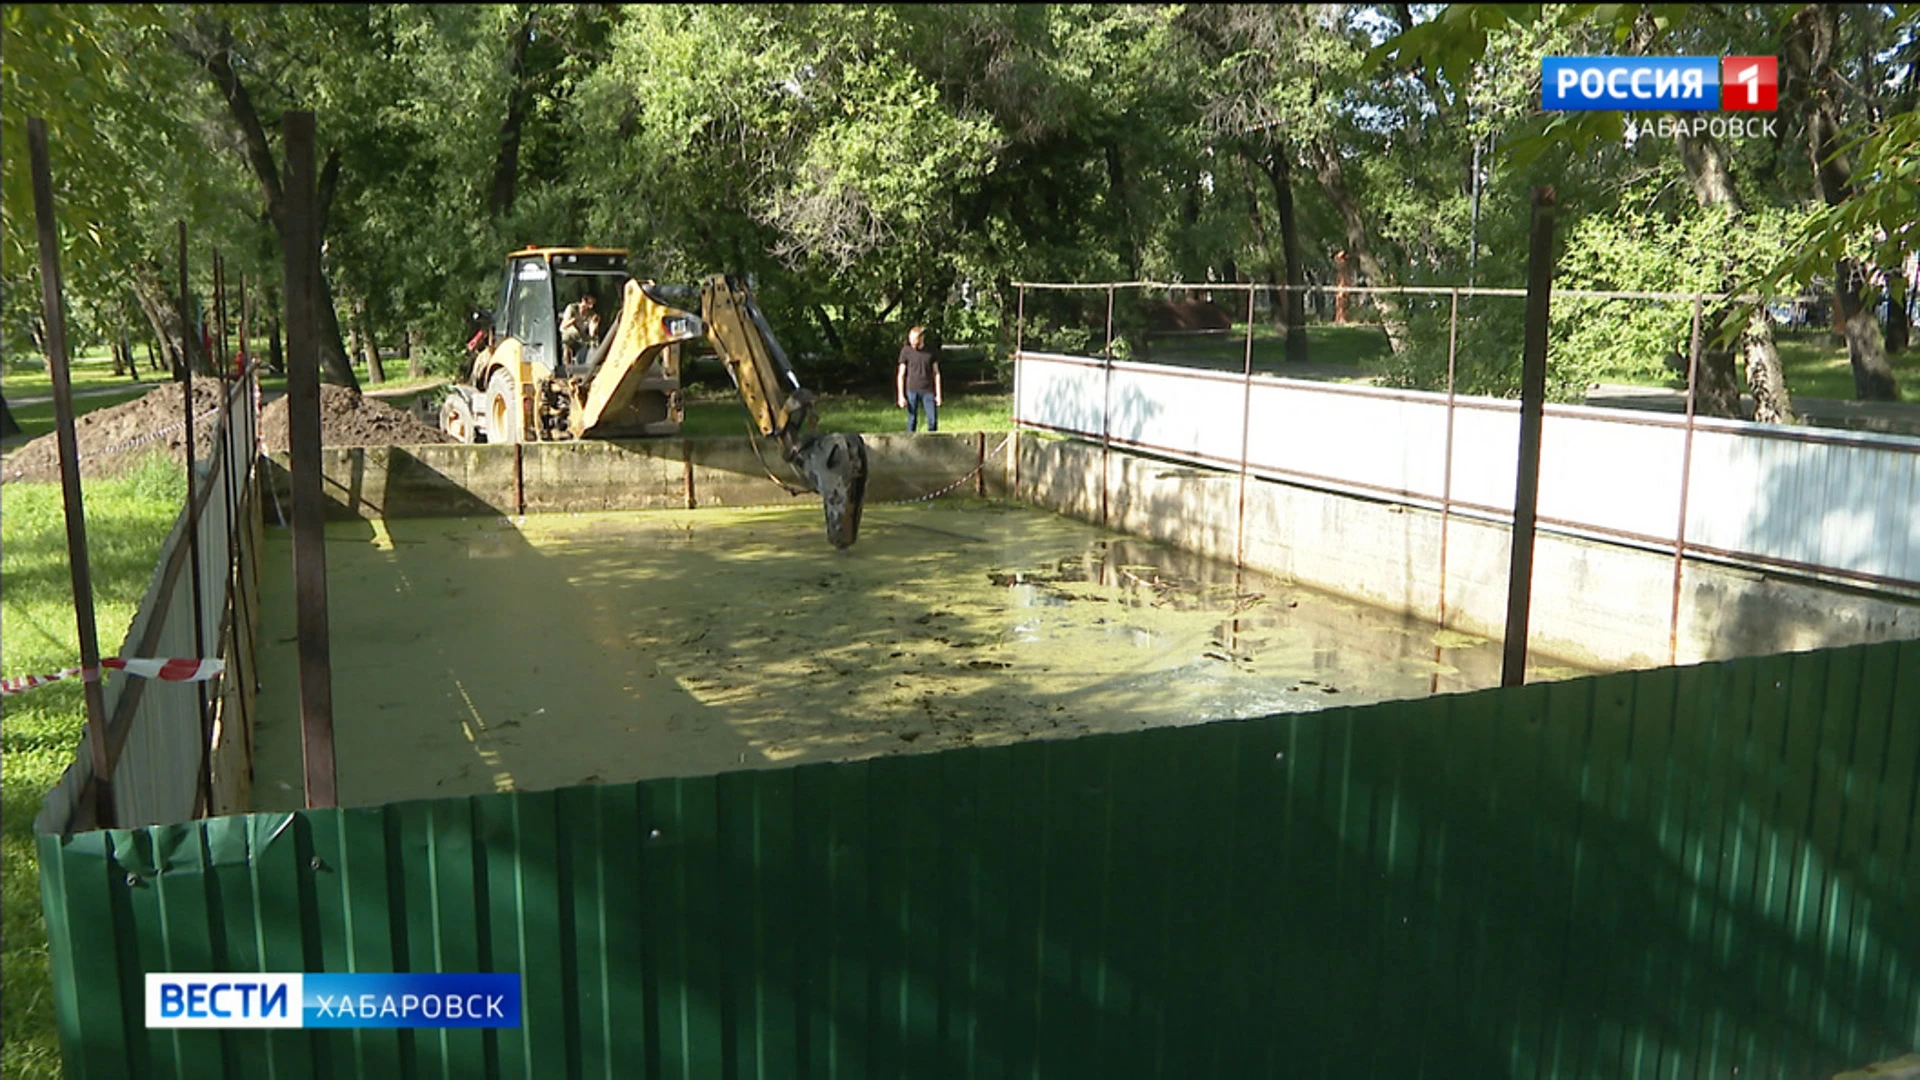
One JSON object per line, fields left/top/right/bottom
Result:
{"left": 795, "top": 432, "right": 869, "bottom": 549}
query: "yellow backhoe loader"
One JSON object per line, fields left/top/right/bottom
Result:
{"left": 444, "top": 247, "right": 868, "bottom": 548}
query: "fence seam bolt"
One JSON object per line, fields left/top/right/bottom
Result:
{"left": 125, "top": 873, "right": 142, "bottom": 888}
{"left": 310, "top": 856, "right": 326, "bottom": 872}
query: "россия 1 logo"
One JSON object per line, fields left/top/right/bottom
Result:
{"left": 1543, "top": 57, "right": 1778, "bottom": 111}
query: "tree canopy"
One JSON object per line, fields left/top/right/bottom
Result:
{"left": 4, "top": 3, "right": 1913, "bottom": 407}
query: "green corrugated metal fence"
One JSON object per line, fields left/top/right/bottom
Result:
{"left": 39, "top": 638, "right": 1920, "bottom": 1078}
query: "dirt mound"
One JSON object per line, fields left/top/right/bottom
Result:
{"left": 1141, "top": 297, "right": 1235, "bottom": 332}
{"left": 2, "top": 380, "right": 231, "bottom": 485}
{"left": 259, "top": 384, "right": 449, "bottom": 452}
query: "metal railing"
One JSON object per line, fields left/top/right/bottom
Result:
{"left": 33, "top": 370, "right": 263, "bottom": 833}
{"left": 1010, "top": 282, "right": 1920, "bottom": 663}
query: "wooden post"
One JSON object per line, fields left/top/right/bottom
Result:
{"left": 282, "top": 112, "right": 337, "bottom": 808}
{"left": 1501, "top": 187, "right": 1556, "bottom": 688}
{"left": 28, "top": 117, "right": 115, "bottom": 827}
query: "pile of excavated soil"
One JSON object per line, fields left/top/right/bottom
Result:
{"left": 1, "top": 382, "right": 451, "bottom": 485}
{"left": 2, "top": 380, "right": 230, "bottom": 485}
{"left": 258, "top": 384, "right": 449, "bottom": 453}
{"left": 1141, "top": 297, "right": 1235, "bottom": 331}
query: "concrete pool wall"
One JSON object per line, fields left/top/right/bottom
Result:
{"left": 268, "top": 431, "right": 1920, "bottom": 673}
{"left": 1010, "top": 435, "right": 1920, "bottom": 671}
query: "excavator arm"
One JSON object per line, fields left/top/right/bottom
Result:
{"left": 576, "top": 274, "right": 869, "bottom": 549}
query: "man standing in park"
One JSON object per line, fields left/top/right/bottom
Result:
{"left": 896, "top": 325, "right": 941, "bottom": 433}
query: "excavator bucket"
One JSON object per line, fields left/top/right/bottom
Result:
{"left": 794, "top": 432, "right": 869, "bottom": 549}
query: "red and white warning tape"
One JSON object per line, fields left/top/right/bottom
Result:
{"left": 1, "top": 657, "right": 225, "bottom": 697}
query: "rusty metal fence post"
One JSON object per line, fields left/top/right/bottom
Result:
{"left": 214, "top": 250, "right": 255, "bottom": 791}
{"left": 281, "top": 111, "right": 338, "bottom": 808}
{"left": 1012, "top": 285, "right": 1025, "bottom": 497}
{"left": 1500, "top": 187, "right": 1556, "bottom": 688}
{"left": 1670, "top": 294, "right": 1704, "bottom": 664}
{"left": 1100, "top": 286, "right": 1114, "bottom": 527}
{"left": 1235, "top": 286, "right": 1257, "bottom": 569}
{"left": 1439, "top": 288, "right": 1460, "bottom": 626}
{"left": 179, "top": 221, "right": 215, "bottom": 815}
{"left": 27, "top": 117, "right": 115, "bottom": 827}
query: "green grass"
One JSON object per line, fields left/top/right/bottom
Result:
{"left": 1, "top": 348, "right": 156, "bottom": 399}
{"left": 1588, "top": 330, "right": 1920, "bottom": 403}
{"left": 1112, "top": 319, "right": 1920, "bottom": 404}
{"left": 1, "top": 452, "right": 187, "bottom": 1080}
{"left": 682, "top": 389, "right": 1015, "bottom": 438}
{"left": 4, "top": 388, "right": 155, "bottom": 445}
{"left": 1770, "top": 330, "right": 1920, "bottom": 403}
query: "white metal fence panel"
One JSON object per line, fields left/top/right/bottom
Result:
{"left": 1444, "top": 405, "right": 1521, "bottom": 515}
{"left": 1535, "top": 408, "right": 1688, "bottom": 544}
{"left": 35, "top": 375, "right": 260, "bottom": 834}
{"left": 1683, "top": 423, "right": 1920, "bottom": 586}
{"left": 1015, "top": 353, "right": 1105, "bottom": 436}
{"left": 1013, "top": 351, "right": 1920, "bottom": 591}
{"left": 1107, "top": 361, "right": 1246, "bottom": 464}
{"left": 1246, "top": 382, "right": 1454, "bottom": 500}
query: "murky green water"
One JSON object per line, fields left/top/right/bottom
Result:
{"left": 251, "top": 501, "right": 1587, "bottom": 809}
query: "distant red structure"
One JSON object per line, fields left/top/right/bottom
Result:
{"left": 1333, "top": 250, "right": 1352, "bottom": 325}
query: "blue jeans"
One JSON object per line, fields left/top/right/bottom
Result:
{"left": 905, "top": 391, "right": 938, "bottom": 432}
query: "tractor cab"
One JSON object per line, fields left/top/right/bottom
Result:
{"left": 495, "top": 247, "right": 630, "bottom": 378}
{"left": 450, "top": 246, "right": 686, "bottom": 446}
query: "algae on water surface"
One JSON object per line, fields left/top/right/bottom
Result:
{"left": 250, "top": 501, "right": 1585, "bottom": 808}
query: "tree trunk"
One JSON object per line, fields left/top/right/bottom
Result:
{"left": 1, "top": 395, "right": 21, "bottom": 437}
{"left": 346, "top": 292, "right": 384, "bottom": 384}
{"left": 1104, "top": 144, "right": 1140, "bottom": 280}
{"left": 1256, "top": 146, "right": 1309, "bottom": 365}
{"left": 1239, "top": 154, "right": 1282, "bottom": 294}
{"left": 1888, "top": 276, "right": 1910, "bottom": 354}
{"left": 1307, "top": 139, "right": 1410, "bottom": 356}
{"left": 130, "top": 261, "right": 194, "bottom": 380}
{"left": 1742, "top": 310, "right": 1795, "bottom": 423}
{"left": 1787, "top": 3, "right": 1901, "bottom": 401}
{"left": 490, "top": 9, "right": 536, "bottom": 221}
{"left": 262, "top": 284, "right": 285, "bottom": 375}
{"left": 1673, "top": 126, "right": 1796, "bottom": 422}
{"left": 1696, "top": 348, "right": 1742, "bottom": 418}
{"left": 405, "top": 327, "right": 428, "bottom": 378}
{"left": 313, "top": 288, "right": 359, "bottom": 389}
{"left": 176, "top": 16, "right": 358, "bottom": 391}
{"left": 115, "top": 327, "right": 138, "bottom": 381}
{"left": 1839, "top": 261, "right": 1898, "bottom": 398}
{"left": 810, "top": 304, "right": 845, "bottom": 358}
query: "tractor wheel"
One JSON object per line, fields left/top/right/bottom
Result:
{"left": 485, "top": 368, "right": 522, "bottom": 444}
{"left": 441, "top": 392, "right": 477, "bottom": 444}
